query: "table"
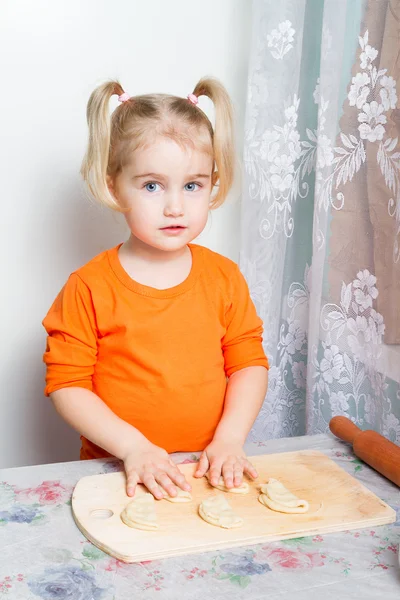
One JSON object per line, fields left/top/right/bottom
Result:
{"left": 1, "top": 434, "right": 399, "bottom": 599}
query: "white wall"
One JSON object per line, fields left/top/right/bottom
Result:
{"left": 0, "top": 0, "right": 252, "bottom": 467}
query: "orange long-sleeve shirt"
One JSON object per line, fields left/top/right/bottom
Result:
{"left": 43, "top": 243, "right": 269, "bottom": 459}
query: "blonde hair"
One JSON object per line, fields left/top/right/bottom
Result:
{"left": 80, "top": 77, "right": 236, "bottom": 210}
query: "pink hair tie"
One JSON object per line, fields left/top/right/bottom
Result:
{"left": 118, "top": 92, "right": 131, "bottom": 103}
{"left": 187, "top": 93, "right": 199, "bottom": 105}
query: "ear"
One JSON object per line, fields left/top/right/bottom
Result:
{"left": 211, "top": 170, "right": 219, "bottom": 186}
{"left": 106, "top": 175, "right": 116, "bottom": 198}
{"left": 106, "top": 175, "right": 121, "bottom": 208}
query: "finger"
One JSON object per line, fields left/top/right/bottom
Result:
{"left": 142, "top": 474, "right": 165, "bottom": 500}
{"left": 233, "top": 464, "right": 244, "bottom": 487}
{"left": 209, "top": 461, "right": 223, "bottom": 487}
{"left": 243, "top": 460, "right": 258, "bottom": 479}
{"left": 155, "top": 472, "right": 178, "bottom": 498}
{"left": 165, "top": 465, "right": 192, "bottom": 491}
{"left": 194, "top": 452, "right": 209, "bottom": 478}
{"left": 222, "top": 462, "right": 235, "bottom": 489}
{"left": 126, "top": 471, "right": 139, "bottom": 497}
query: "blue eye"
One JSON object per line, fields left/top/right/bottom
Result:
{"left": 185, "top": 182, "right": 200, "bottom": 191}
{"left": 144, "top": 181, "right": 201, "bottom": 192}
{"left": 145, "top": 182, "right": 160, "bottom": 192}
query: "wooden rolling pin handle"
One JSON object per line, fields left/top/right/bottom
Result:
{"left": 329, "top": 416, "right": 400, "bottom": 487}
{"left": 329, "top": 416, "right": 361, "bottom": 444}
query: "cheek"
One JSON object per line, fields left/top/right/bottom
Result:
{"left": 188, "top": 200, "right": 210, "bottom": 223}
{"left": 124, "top": 201, "right": 157, "bottom": 231}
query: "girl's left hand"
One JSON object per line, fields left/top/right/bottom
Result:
{"left": 193, "top": 440, "right": 258, "bottom": 489}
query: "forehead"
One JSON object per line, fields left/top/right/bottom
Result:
{"left": 129, "top": 136, "right": 214, "bottom": 174}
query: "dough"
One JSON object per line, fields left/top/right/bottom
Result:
{"left": 206, "top": 474, "right": 249, "bottom": 495}
{"left": 199, "top": 495, "right": 243, "bottom": 529}
{"left": 258, "top": 478, "right": 309, "bottom": 514}
{"left": 121, "top": 493, "right": 158, "bottom": 530}
{"left": 164, "top": 489, "right": 192, "bottom": 503}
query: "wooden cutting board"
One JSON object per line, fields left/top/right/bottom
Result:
{"left": 72, "top": 450, "right": 396, "bottom": 563}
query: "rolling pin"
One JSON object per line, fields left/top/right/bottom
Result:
{"left": 329, "top": 416, "right": 400, "bottom": 487}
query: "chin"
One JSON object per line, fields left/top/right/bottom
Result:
{"left": 143, "top": 236, "right": 190, "bottom": 252}
{"left": 159, "top": 239, "right": 192, "bottom": 251}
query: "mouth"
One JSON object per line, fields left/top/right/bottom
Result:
{"left": 159, "top": 225, "right": 188, "bottom": 236}
{"left": 160, "top": 225, "right": 187, "bottom": 230}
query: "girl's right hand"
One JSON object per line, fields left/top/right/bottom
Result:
{"left": 123, "top": 441, "right": 191, "bottom": 500}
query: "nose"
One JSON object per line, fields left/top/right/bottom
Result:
{"left": 164, "top": 192, "right": 184, "bottom": 218}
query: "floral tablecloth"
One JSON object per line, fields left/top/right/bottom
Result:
{"left": 1, "top": 434, "right": 399, "bottom": 599}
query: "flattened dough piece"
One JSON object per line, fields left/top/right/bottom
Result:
{"left": 199, "top": 495, "right": 243, "bottom": 529}
{"left": 121, "top": 493, "right": 158, "bottom": 530}
{"left": 164, "top": 488, "right": 192, "bottom": 503}
{"left": 258, "top": 478, "right": 309, "bottom": 514}
{"left": 206, "top": 474, "right": 249, "bottom": 495}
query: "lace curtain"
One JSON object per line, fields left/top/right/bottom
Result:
{"left": 241, "top": 0, "right": 400, "bottom": 442}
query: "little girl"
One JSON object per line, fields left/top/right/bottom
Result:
{"left": 43, "top": 76, "right": 269, "bottom": 500}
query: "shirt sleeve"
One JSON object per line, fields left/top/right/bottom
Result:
{"left": 42, "top": 273, "right": 98, "bottom": 396}
{"left": 222, "top": 264, "right": 269, "bottom": 378}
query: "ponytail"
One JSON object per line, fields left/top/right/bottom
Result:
{"left": 192, "top": 77, "right": 235, "bottom": 208}
{"left": 81, "top": 80, "right": 125, "bottom": 209}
